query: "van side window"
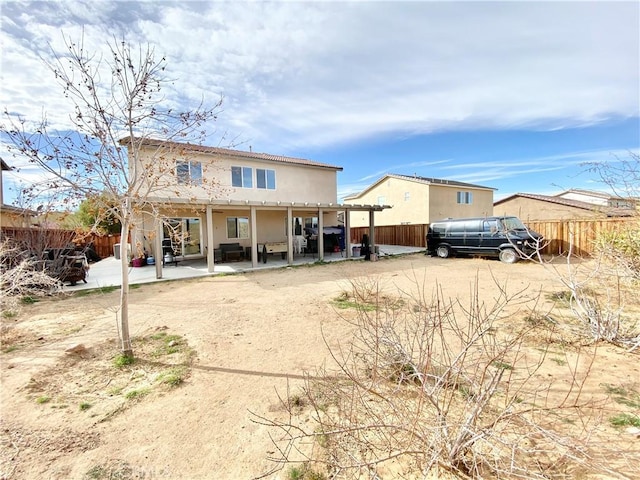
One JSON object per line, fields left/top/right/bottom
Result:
{"left": 483, "top": 220, "right": 498, "bottom": 232}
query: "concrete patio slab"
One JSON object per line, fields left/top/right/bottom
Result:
{"left": 67, "top": 245, "right": 425, "bottom": 291}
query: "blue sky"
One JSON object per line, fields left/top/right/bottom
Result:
{"left": 1, "top": 1, "right": 639, "bottom": 205}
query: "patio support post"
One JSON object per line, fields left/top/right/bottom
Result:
{"left": 317, "top": 208, "right": 324, "bottom": 261}
{"left": 287, "top": 206, "right": 293, "bottom": 265}
{"left": 369, "top": 209, "right": 376, "bottom": 256}
{"left": 155, "top": 217, "right": 163, "bottom": 279}
{"left": 250, "top": 206, "right": 258, "bottom": 268}
{"left": 206, "top": 205, "right": 215, "bottom": 273}
{"left": 345, "top": 207, "right": 351, "bottom": 258}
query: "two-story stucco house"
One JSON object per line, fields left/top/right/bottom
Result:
{"left": 344, "top": 174, "right": 495, "bottom": 227}
{"left": 122, "top": 137, "right": 385, "bottom": 275}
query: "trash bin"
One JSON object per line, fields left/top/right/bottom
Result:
{"left": 114, "top": 243, "right": 130, "bottom": 260}
{"left": 352, "top": 246, "right": 361, "bottom": 257}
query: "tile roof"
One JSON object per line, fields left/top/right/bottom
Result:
{"left": 556, "top": 188, "right": 621, "bottom": 200}
{"left": 389, "top": 174, "right": 494, "bottom": 190}
{"left": 344, "top": 173, "right": 493, "bottom": 200}
{"left": 494, "top": 193, "right": 635, "bottom": 217}
{"left": 119, "top": 137, "right": 342, "bottom": 171}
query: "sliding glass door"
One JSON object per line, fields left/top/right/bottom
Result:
{"left": 164, "top": 217, "right": 202, "bottom": 257}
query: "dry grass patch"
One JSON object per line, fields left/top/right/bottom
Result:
{"left": 22, "top": 327, "right": 196, "bottom": 423}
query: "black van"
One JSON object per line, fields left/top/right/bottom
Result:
{"left": 426, "top": 216, "right": 542, "bottom": 263}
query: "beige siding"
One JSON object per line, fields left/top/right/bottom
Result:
{"left": 347, "top": 177, "right": 431, "bottom": 227}
{"left": 346, "top": 177, "right": 494, "bottom": 227}
{"left": 0, "top": 210, "right": 34, "bottom": 228}
{"left": 493, "top": 198, "right": 607, "bottom": 221}
{"left": 134, "top": 147, "right": 338, "bottom": 204}
{"left": 428, "top": 185, "right": 494, "bottom": 222}
{"left": 0, "top": 211, "right": 26, "bottom": 228}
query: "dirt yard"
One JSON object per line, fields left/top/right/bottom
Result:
{"left": 1, "top": 253, "right": 639, "bottom": 479}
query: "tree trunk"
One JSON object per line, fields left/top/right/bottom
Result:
{"left": 119, "top": 214, "right": 133, "bottom": 357}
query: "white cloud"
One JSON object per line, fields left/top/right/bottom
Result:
{"left": 437, "top": 148, "right": 640, "bottom": 191}
{"left": 1, "top": 1, "right": 637, "bottom": 151}
{"left": 1, "top": 1, "right": 638, "bottom": 206}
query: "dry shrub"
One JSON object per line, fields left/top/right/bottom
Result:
{"left": 0, "top": 240, "right": 62, "bottom": 315}
{"left": 255, "top": 275, "right": 633, "bottom": 479}
{"left": 543, "top": 246, "right": 640, "bottom": 351}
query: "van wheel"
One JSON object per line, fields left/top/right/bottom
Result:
{"left": 436, "top": 245, "right": 450, "bottom": 258}
{"left": 499, "top": 248, "right": 519, "bottom": 264}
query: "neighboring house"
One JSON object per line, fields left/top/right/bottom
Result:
{"left": 343, "top": 174, "right": 495, "bottom": 227}
{"left": 493, "top": 192, "right": 635, "bottom": 221}
{"left": 123, "top": 137, "right": 386, "bottom": 274}
{"left": 555, "top": 188, "right": 637, "bottom": 209}
{"left": 0, "top": 158, "right": 37, "bottom": 228}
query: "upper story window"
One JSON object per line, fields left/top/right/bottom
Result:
{"left": 176, "top": 161, "right": 202, "bottom": 185}
{"left": 404, "top": 192, "right": 410, "bottom": 201}
{"left": 456, "top": 191, "right": 473, "bottom": 204}
{"left": 377, "top": 196, "right": 386, "bottom": 206}
{"left": 232, "top": 166, "right": 253, "bottom": 188}
{"left": 256, "top": 168, "right": 276, "bottom": 190}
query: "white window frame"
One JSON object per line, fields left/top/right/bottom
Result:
{"left": 256, "top": 168, "right": 276, "bottom": 190}
{"left": 176, "top": 161, "right": 202, "bottom": 185}
{"left": 231, "top": 166, "right": 253, "bottom": 188}
{"left": 456, "top": 191, "right": 473, "bottom": 204}
{"left": 226, "top": 216, "right": 249, "bottom": 239}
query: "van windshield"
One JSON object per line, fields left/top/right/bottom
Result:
{"left": 500, "top": 217, "right": 527, "bottom": 230}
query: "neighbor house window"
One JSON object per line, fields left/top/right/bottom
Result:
{"left": 256, "top": 168, "right": 276, "bottom": 190}
{"left": 377, "top": 196, "right": 386, "bottom": 205}
{"left": 231, "top": 166, "right": 253, "bottom": 188}
{"left": 404, "top": 192, "right": 410, "bottom": 201}
{"left": 176, "top": 161, "right": 202, "bottom": 185}
{"left": 456, "top": 191, "right": 473, "bottom": 204}
{"left": 226, "top": 217, "right": 249, "bottom": 239}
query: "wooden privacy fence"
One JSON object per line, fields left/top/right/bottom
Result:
{"left": 0, "top": 227, "right": 76, "bottom": 253}
{"left": 1, "top": 227, "right": 122, "bottom": 259}
{"left": 350, "top": 218, "right": 637, "bottom": 257}
{"left": 89, "top": 234, "right": 122, "bottom": 259}
{"left": 525, "top": 218, "right": 636, "bottom": 257}
{"left": 350, "top": 224, "right": 428, "bottom": 248}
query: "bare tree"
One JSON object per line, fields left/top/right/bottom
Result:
{"left": 531, "top": 153, "right": 640, "bottom": 350}
{"left": 585, "top": 151, "right": 640, "bottom": 203}
{"left": 1, "top": 34, "right": 223, "bottom": 357}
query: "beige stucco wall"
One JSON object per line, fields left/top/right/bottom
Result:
{"left": 212, "top": 208, "right": 338, "bottom": 246}
{"left": 133, "top": 147, "right": 338, "bottom": 204}
{"left": 132, "top": 204, "right": 339, "bottom": 260}
{"left": 346, "top": 177, "right": 494, "bottom": 227}
{"left": 427, "top": 185, "right": 494, "bottom": 222}
{"left": 493, "top": 198, "right": 606, "bottom": 221}
{"left": 0, "top": 210, "right": 32, "bottom": 228}
{"left": 130, "top": 145, "right": 341, "bottom": 262}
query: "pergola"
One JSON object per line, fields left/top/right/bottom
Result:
{"left": 143, "top": 198, "right": 390, "bottom": 279}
